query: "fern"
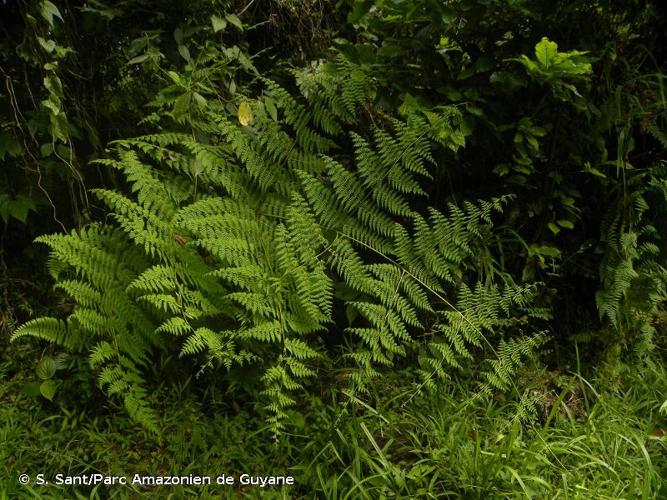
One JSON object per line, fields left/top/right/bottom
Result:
{"left": 597, "top": 162, "right": 667, "bottom": 361}
{"left": 14, "top": 55, "right": 549, "bottom": 434}
{"left": 418, "top": 282, "right": 548, "bottom": 391}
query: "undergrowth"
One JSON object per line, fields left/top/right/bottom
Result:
{"left": 1, "top": 340, "right": 665, "bottom": 499}
{"left": 1, "top": 1, "right": 666, "bottom": 498}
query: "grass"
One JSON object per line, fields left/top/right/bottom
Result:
{"left": 1, "top": 272, "right": 665, "bottom": 498}
{"left": 1, "top": 331, "right": 665, "bottom": 499}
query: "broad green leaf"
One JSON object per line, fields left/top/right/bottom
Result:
{"left": 128, "top": 36, "right": 148, "bottom": 55}
{"left": 561, "top": 196, "right": 576, "bottom": 208}
{"left": 49, "top": 109, "right": 70, "bottom": 142}
{"left": 557, "top": 219, "right": 574, "bottom": 229}
{"left": 178, "top": 45, "right": 191, "bottom": 62}
{"left": 211, "top": 15, "right": 227, "bottom": 32}
{"left": 532, "top": 245, "right": 561, "bottom": 258}
{"left": 0, "top": 194, "right": 37, "bottom": 224}
{"left": 172, "top": 93, "right": 191, "bottom": 121}
{"left": 44, "top": 75, "right": 64, "bottom": 98}
{"left": 128, "top": 54, "right": 149, "bottom": 65}
{"left": 40, "top": 143, "right": 54, "bottom": 157}
{"left": 36, "top": 356, "right": 57, "bottom": 380}
{"left": 584, "top": 162, "right": 607, "bottom": 178}
{"left": 37, "top": 37, "right": 56, "bottom": 53}
{"left": 80, "top": 0, "right": 121, "bottom": 19}
{"left": 16, "top": 195, "right": 37, "bottom": 222}
{"left": 40, "top": 0, "right": 63, "bottom": 28}
{"left": 347, "top": 0, "right": 373, "bottom": 24}
{"left": 226, "top": 14, "right": 243, "bottom": 30}
{"left": 535, "top": 37, "right": 558, "bottom": 69}
{"left": 0, "top": 133, "right": 23, "bottom": 159}
{"left": 40, "top": 379, "right": 57, "bottom": 401}
{"left": 526, "top": 135, "right": 539, "bottom": 150}
{"left": 42, "top": 95, "right": 61, "bottom": 114}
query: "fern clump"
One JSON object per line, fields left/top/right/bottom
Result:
{"left": 13, "top": 56, "right": 548, "bottom": 433}
{"left": 596, "top": 163, "right": 667, "bottom": 363}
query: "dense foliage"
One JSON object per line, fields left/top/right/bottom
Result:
{"left": 1, "top": 0, "right": 665, "bottom": 497}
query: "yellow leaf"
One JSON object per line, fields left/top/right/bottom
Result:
{"left": 238, "top": 101, "right": 253, "bottom": 126}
